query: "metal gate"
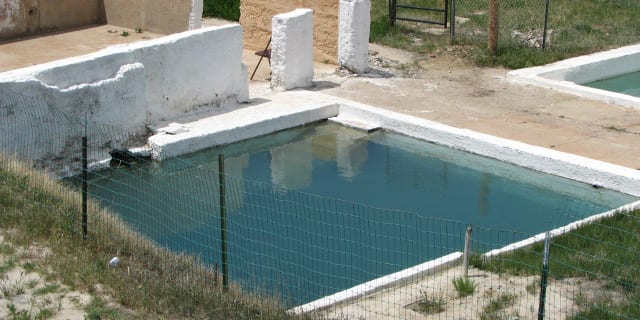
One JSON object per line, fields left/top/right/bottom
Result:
{"left": 389, "top": 0, "right": 449, "bottom": 28}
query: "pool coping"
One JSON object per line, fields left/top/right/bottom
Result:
{"left": 507, "top": 43, "right": 640, "bottom": 110}
{"left": 289, "top": 252, "right": 463, "bottom": 314}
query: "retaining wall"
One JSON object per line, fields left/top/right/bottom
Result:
{"left": 0, "top": 0, "right": 105, "bottom": 41}
{"left": 0, "top": 0, "right": 202, "bottom": 41}
{"left": 103, "top": 0, "right": 203, "bottom": 35}
{"left": 0, "top": 25, "right": 248, "bottom": 162}
{"left": 240, "top": 0, "right": 339, "bottom": 62}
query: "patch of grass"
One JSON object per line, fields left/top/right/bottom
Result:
{"left": 33, "top": 283, "right": 60, "bottom": 296}
{"left": 370, "top": 0, "right": 640, "bottom": 68}
{"left": 473, "top": 44, "right": 564, "bottom": 69}
{"left": 85, "top": 296, "right": 121, "bottom": 320}
{"left": 25, "top": 279, "right": 39, "bottom": 289}
{"left": 0, "top": 242, "right": 15, "bottom": 255}
{"left": 7, "top": 304, "right": 30, "bottom": 320}
{"left": 416, "top": 290, "right": 445, "bottom": 314}
{"left": 35, "top": 308, "right": 55, "bottom": 320}
{"left": 0, "top": 257, "right": 16, "bottom": 275}
{"left": 22, "top": 261, "right": 38, "bottom": 273}
{"left": 480, "top": 293, "right": 517, "bottom": 320}
{"left": 526, "top": 278, "right": 539, "bottom": 295}
{"left": 0, "top": 157, "right": 298, "bottom": 319}
{"left": 473, "top": 209, "right": 640, "bottom": 318}
{"left": 1, "top": 279, "right": 25, "bottom": 298}
{"left": 452, "top": 276, "right": 476, "bottom": 297}
{"left": 203, "top": 0, "right": 240, "bottom": 21}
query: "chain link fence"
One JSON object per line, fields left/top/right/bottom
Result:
{"left": 1, "top": 87, "right": 639, "bottom": 319}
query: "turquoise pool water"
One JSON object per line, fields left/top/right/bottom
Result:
{"left": 583, "top": 71, "right": 640, "bottom": 97}
{"left": 86, "top": 122, "right": 636, "bottom": 307}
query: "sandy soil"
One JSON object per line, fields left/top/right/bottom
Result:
{"left": 314, "top": 265, "right": 625, "bottom": 320}
{"left": 0, "top": 232, "right": 127, "bottom": 319}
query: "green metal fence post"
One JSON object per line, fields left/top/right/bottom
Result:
{"left": 218, "top": 154, "right": 229, "bottom": 291}
{"left": 538, "top": 232, "right": 551, "bottom": 320}
{"left": 82, "top": 135, "right": 88, "bottom": 241}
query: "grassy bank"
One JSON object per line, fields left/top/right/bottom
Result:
{"left": 472, "top": 209, "right": 640, "bottom": 319}
{"left": 0, "top": 157, "right": 297, "bottom": 319}
{"left": 370, "top": 0, "right": 640, "bottom": 68}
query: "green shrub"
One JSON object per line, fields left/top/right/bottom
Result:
{"left": 203, "top": 0, "right": 240, "bottom": 21}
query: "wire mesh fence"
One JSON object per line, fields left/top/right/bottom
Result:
{"left": 1, "top": 87, "right": 639, "bottom": 319}
{"left": 451, "top": 0, "right": 550, "bottom": 49}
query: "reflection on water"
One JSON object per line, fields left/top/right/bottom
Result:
{"left": 271, "top": 139, "right": 313, "bottom": 191}
{"left": 87, "top": 122, "right": 637, "bottom": 307}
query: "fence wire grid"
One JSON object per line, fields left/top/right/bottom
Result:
{"left": 1, "top": 87, "right": 639, "bottom": 319}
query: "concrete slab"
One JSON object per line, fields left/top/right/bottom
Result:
{"left": 0, "top": 24, "right": 164, "bottom": 72}
{"left": 147, "top": 92, "right": 340, "bottom": 159}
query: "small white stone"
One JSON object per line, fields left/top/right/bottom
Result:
{"left": 109, "top": 257, "right": 120, "bottom": 267}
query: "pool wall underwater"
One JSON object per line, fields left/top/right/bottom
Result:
{"left": 508, "top": 43, "right": 640, "bottom": 109}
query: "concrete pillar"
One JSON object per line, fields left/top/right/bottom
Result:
{"left": 189, "top": 0, "right": 204, "bottom": 30}
{"left": 271, "top": 9, "right": 314, "bottom": 90}
{"left": 338, "top": 0, "right": 370, "bottom": 74}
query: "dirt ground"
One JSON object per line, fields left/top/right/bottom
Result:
{"left": 312, "top": 264, "right": 626, "bottom": 320}
{"left": 321, "top": 44, "right": 640, "bottom": 170}
{"left": 0, "top": 232, "right": 129, "bottom": 319}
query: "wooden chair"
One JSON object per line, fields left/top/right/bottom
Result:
{"left": 250, "top": 37, "right": 272, "bottom": 80}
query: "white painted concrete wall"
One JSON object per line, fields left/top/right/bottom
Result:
{"left": 0, "top": 25, "right": 248, "bottom": 162}
{"left": 189, "top": 0, "right": 204, "bottom": 30}
{"left": 508, "top": 43, "right": 640, "bottom": 109}
{"left": 338, "top": 0, "right": 370, "bottom": 74}
{"left": 271, "top": 9, "right": 314, "bottom": 90}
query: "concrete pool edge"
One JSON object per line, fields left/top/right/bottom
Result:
{"left": 145, "top": 90, "right": 640, "bottom": 196}
{"left": 288, "top": 252, "right": 463, "bottom": 314}
{"left": 336, "top": 98, "right": 640, "bottom": 197}
{"left": 507, "top": 43, "right": 640, "bottom": 109}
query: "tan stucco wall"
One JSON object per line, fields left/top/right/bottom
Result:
{"left": 240, "top": 0, "right": 339, "bottom": 63}
{"left": 103, "top": 0, "right": 196, "bottom": 35}
{"left": 0, "top": 0, "right": 198, "bottom": 41}
{"left": 0, "top": 0, "right": 105, "bottom": 41}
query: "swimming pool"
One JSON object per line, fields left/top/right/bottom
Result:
{"left": 508, "top": 43, "right": 640, "bottom": 109}
{"left": 87, "top": 121, "right": 636, "bottom": 307}
{"left": 584, "top": 70, "right": 640, "bottom": 98}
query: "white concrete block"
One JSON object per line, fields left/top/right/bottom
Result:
{"left": 338, "top": 0, "right": 370, "bottom": 74}
{"left": 271, "top": 9, "right": 314, "bottom": 90}
{"left": 189, "top": 0, "right": 204, "bottom": 30}
{"left": 148, "top": 102, "right": 339, "bottom": 160}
